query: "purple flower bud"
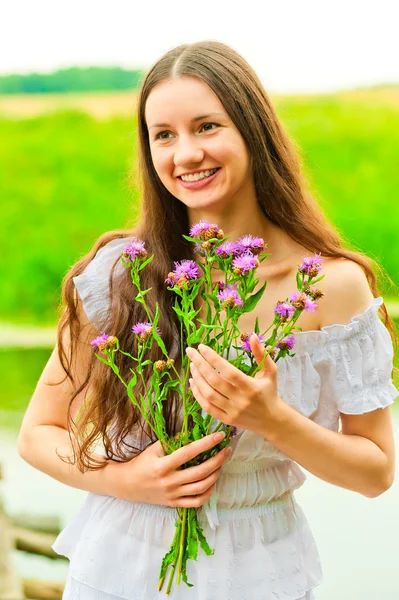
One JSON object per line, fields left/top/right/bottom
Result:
{"left": 174, "top": 260, "right": 201, "bottom": 280}
{"left": 235, "top": 235, "right": 265, "bottom": 256}
{"left": 274, "top": 302, "right": 295, "bottom": 320}
{"left": 165, "top": 260, "right": 201, "bottom": 287}
{"left": 122, "top": 239, "right": 148, "bottom": 262}
{"left": 299, "top": 253, "right": 323, "bottom": 275}
{"left": 276, "top": 335, "right": 296, "bottom": 351}
{"left": 91, "top": 334, "right": 117, "bottom": 351}
{"left": 216, "top": 284, "right": 244, "bottom": 308}
{"left": 289, "top": 292, "right": 318, "bottom": 312}
{"left": 215, "top": 241, "right": 241, "bottom": 258}
{"left": 189, "top": 220, "right": 223, "bottom": 241}
{"left": 132, "top": 322, "right": 161, "bottom": 342}
{"left": 232, "top": 252, "right": 259, "bottom": 275}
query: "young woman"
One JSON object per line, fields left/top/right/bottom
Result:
{"left": 18, "top": 40, "right": 397, "bottom": 599}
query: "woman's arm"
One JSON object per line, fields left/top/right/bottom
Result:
{"left": 261, "top": 400, "right": 395, "bottom": 498}
{"left": 262, "top": 259, "right": 396, "bottom": 497}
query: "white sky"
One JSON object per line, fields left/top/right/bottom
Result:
{"left": 0, "top": 0, "right": 398, "bottom": 93}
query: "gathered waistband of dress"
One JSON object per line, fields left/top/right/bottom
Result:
{"left": 110, "top": 489, "right": 297, "bottom": 525}
{"left": 222, "top": 457, "right": 283, "bottom": 474}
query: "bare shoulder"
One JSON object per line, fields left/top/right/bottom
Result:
{"left": 316, "top": 257, "right": 375, "bottom": 328}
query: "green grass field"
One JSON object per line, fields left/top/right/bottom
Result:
{"left": 1, "top": 89, "right": 398, "bottom": 324}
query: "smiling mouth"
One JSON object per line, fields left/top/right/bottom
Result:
{"left": 178, "top": 168, "right": 220, "bottom": 181}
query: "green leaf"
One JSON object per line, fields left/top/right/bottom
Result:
{"left": 182, "top": 234, "right": 201, "bottom": 243}
{"left": 192, "top": 424, "right": 203, "bottom": 440}
{"left": 254, "top": 316, "right": 260, "bottom": 334}
{"left": 187, "top": 324, "right": 206, "bottom": 346}
{"left": 187, "top": 536, "right": 198, "bottom": 561}
{"left": 173, "top": 305, "right": 184, "bottom": 318}
{"left": 94, "top": 353, "right": 110, "bottom": 366}
{"left": 242, "top": 282, "right": 267, "bottom": 313}
{"left": 126, "top": 371, "right": 137, "bottom": 394}
{"left": 138, "top": 254, "right": 154, "bottom": 271}
{"left": 111, "top": 363, "right": 120, "bottom": 375}
{"left": 140, "top": 360, "right": 153, "bottom": 367}
{"left": 135, "top": 287, "right": 152, "bottom": 302}
{"left": 196, "top": 521, "right": 215, "bottom": 556}
{"left": 309, "top": 274, "right": 325, "bottom": 285}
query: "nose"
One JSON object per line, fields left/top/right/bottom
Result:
{"left": 173, "top": 134, "right": 205, "bottom": 169}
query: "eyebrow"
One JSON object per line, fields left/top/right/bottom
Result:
{"left": 149, "top": 112, "right": 226, "bottom": 129}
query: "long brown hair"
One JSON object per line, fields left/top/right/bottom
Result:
{"left": 56, "top": 40, "right": 397, "bottom": 471}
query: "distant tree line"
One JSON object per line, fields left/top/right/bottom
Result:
{"left": 0, "top": 66, "right": 146, "bottom": 94}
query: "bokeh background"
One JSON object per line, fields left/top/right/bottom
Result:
{"left": 0, "top": 1, "right": 398, "bottom": 599}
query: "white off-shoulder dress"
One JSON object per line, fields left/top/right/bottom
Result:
{"left": 53, "top": 238, "right": 398, "bottom": 600}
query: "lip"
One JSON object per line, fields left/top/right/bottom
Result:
{"left": 178, "top": 168, "right": 220, "bottom": 190}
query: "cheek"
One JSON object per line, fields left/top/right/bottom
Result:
{"left": 150, "top": 150, "right": 173, "bottom": 187}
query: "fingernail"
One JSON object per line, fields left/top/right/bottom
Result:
{"left": 226, "top": 447, "right": 233, "bottom": 455}
{"left": 213, "top": 432, "right": 225, "bottom": 442}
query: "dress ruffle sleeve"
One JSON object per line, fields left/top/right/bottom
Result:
{"left": 72, "top": 237, "right": 132, "bottom": 331}
{"left": 293, "top": 297, "right": 398, "bottom": 415}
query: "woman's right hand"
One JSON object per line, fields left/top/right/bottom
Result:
{"left": 108, "top": 432, "right": 232, "bottom": 508}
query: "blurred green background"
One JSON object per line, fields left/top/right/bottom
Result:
{"left": 1, "top": 82, "right": 398, "bottom": 325}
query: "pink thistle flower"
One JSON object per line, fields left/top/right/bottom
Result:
{"left": 215, "top": 241, "right": 240, "bottom": 259}
{"left": 91, "top": 334, "right": 117, "bottom": 351}
{"left": 274, "top": 302, "right": 295, "bottom": 320}
{"left": 240, "top": 332, "right": 266, "bottom": 353}
{"left": 236, "top": 235, "right": 265, "bottom": 256}
{"left": 299, "top": 253, "right": 323, "bottom": 276}
{"left": 216, "top": 284, "right": 244, "bottom": 309}
{"left": 165, "top": 260, "right": 200, "bottom": 286}
{"left": 189, "top": 220, "right": 223, "bottom": 241}
{"left": 132, "top": 321, "right": 161, "bottom": 342}
{"left": 232, "top": 253, "right": 259, "bottom": 275}
{"left": 277, "top": 335, "right": 296, "bottom": 351}
{"left": 122, "top": 239, "right": 148, "bottom": 262}
{"left": 289, "top": 292, "right": 318, "bottom": 312}
{"left": 173, "top": 260, "right": 200, "bottom": 280}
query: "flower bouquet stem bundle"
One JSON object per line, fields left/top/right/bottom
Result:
{"left": 91, "top": 220, "right": 324, "bottom": 594}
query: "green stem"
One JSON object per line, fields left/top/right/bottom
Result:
{"left": 176, "top": 508, "right": 188, "bottom": 585}
{"left": 132, "top": 269, "right": 182, "bottom": 381}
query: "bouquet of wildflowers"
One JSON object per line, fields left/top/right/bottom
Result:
{"left": 91, "top": 221, "right": 324, "bottom": 594}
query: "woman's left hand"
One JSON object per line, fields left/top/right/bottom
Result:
{"left": 186, "top": 335, "right": 284, "bottom": 436}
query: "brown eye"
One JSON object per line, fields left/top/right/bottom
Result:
{"left": 201, "top": 123, "right": 220, "bottom": 132}
{"left": 155, "top": 131, "right": 171, "bottom": 140}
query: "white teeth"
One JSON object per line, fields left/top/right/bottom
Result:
{"left": 181, "top": 168, "right": 218, "bottom": 182}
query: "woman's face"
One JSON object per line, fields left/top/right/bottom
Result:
{"left": 145, "top": 76, "right": 255, "bottom": 215}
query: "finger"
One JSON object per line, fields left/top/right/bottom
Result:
{"left": 187, "top": 348, "right": 234, "bottom": 397}
{"left": 250, "top": 334, "right": 265, "bottom": 365}
{"left": 190, "top": 363, "right": 229, "bottom": 411}
{"left": 186, "top": 345, "right": 247, "bottom": 389}
{"left": 173, "top": 486, "right": 215, "bottom": 509}
{"left": 173, "top": 446, "right": 231, "bottom": 486}
{"left": 162, "top": 431, "right": 227, "bottom": 470}
{"left": 250, "top": 335, "right": 277, "bottom": 375}
{"left": 178, "top": 466, "right": 222, "bottom": 497}
{"left": 190, "top": 377, "right": 228, "bottom": 422}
